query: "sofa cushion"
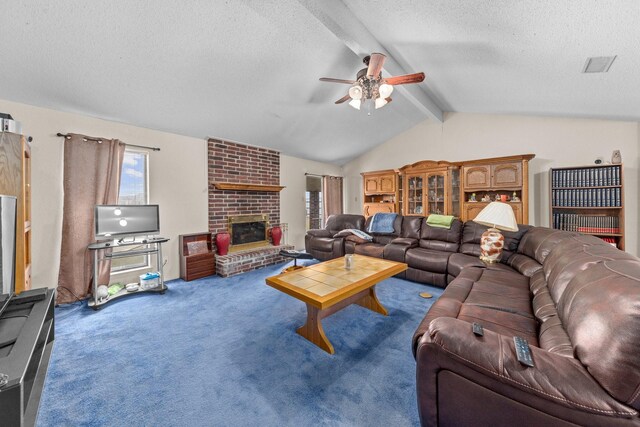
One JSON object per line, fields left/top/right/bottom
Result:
{"left": 418, "top": 219, "right": 463, "bottom": 252}
{"left": 401, "top": 216, "right": 423, "bottom": 239}
{"left": 364, "top": 215, "right": 402, "bottom": 236}
{"left": 325, "top": 214, "right": 366, "bottom": 235}
{"left": 557, "top": 260, "right": 640, "bottom": 410}
{"left": 406, "top": 248, "right": 451, "bottom": 274}
{"left": 531, "top": 287, "right": 556, "bottom": 322}
{"left": 353, "top": 243, "right": 385, "bottom": 258}
{"left": 457, "top": 304, "right": 539, "bottom": 345}
{"left": 508, "top": 253, "right": 542, "bottom": 277}
{"left": 344, "top": 234, "right": 369, "bottom": 244}
{"left": 448, "top": 253, "right": 485, "bottom": 277}
{"left": 310, "top": 237, "right": 339, "bottom": 253}
{"left": 462, "top": 267, "right": 533, "bottom": 318}
{"left": 538, "top": 315, "right": 574, "bottom": 358}
{"left": 459, "top": 221, "right": 530, "bottom": 263}
{"left": 543, "top": 236, "right": 636, "bottom": 304}
{"left": 516, "top": 227, "right": 576, "bottom": 265}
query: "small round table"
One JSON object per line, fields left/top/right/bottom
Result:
{"left": 279, "top": 250, "right": 314, "bottom": 273}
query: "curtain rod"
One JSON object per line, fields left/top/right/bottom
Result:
{"left": 305, "top": 173, "right": 323, "bottom": 177}
{"left": 56, "top": 133, "right": 161, "bottom": 151}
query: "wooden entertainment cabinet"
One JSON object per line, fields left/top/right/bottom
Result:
{"left": 361, "top": 154, "right": 534, "bottom": 224}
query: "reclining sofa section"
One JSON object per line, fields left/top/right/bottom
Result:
{"left": 305, "top": 214, "right": 640, "bottom": 426}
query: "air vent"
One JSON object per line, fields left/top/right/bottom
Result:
{"left": 582, "top": 56, "right": 616, "bottom": 73}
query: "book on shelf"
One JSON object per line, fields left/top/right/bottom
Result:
{"left": 552, "top": 213, "right": 619, "bottom": 234}
{"left": 552, "top": 165, "right": 621, "bottom": 188}
{"left": 551, "top": 187, "right": 621, "bottom": 207}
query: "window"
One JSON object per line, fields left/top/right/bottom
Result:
{"left": 111, "top": 149, "right": 150, "bottom": 273}
{"left": 118, "top": 150, "right": 148, "bottom": 205}
{"left": 305, "top": 175, "right": 323, "bottom": 230}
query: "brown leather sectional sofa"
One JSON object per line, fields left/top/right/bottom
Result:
{"left": 305, "top": 214, "right": 640, "bottom": 426}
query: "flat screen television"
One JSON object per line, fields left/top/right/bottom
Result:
{"left": 95, "top": 204, "right": 160, "bottom": 238}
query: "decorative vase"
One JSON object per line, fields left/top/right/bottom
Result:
{"left": 480, "top": 228, "right": 504, "bottom": 263}
{"left": 215, "top": 232, "right": 230, "bottom": 256}
{"left": 270, "top": 226, "right": 282, "bottom": 246}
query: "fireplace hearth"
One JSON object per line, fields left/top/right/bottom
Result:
{"left": 228, "top": 214, "right": 269, "bottom": 251}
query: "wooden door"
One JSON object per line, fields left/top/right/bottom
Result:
{"left": 364, "top": 177, "right": 379, "bottom": 194}
{"left": 491, "top": 163, "right": 522, "bottom": 188}
{"left": 463, "top": 165, "right": 491, "bottom": 189}
{"left": 379, "top": 174, "right": 395, "bottom": 193}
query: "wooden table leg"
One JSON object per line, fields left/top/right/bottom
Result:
{"left": 297, "top": 304, "right": 334, "bottom": 354}
{"left": 355, "top": 285, "right": 388, "bottom": 316}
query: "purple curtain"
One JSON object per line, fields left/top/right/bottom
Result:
{"left": 57, "top": 134, "right": 125, "bottom": 304}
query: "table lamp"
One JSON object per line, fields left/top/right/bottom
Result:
{"left": 473, "top": 201, "right": 519, "bottom": 263}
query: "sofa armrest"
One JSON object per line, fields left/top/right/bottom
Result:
{"left": 416, "top": 317, "right": 636, "bottom": 425}
{"left": 306, "top": 229, "right": 332, "bottom": 238}
{"left": 389, "top": 237, "right": 418, "bottom": 248}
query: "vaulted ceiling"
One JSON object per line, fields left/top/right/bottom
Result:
{"left": 1, "top": 1, "right": 638, "bottom": 164}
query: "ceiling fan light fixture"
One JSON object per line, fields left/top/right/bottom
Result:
{"left": 374, "top": 97, "right": 388, "bottom": 109}
{"left": 378, "top": 83, "right": 393, "bottom": 98}
{"left": 348, "top": 85, "right": 363, "bottom": 100}
{"left": 349, "top": 99, "right": 361, "bottom": 110}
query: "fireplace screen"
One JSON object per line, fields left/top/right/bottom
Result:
{"left": 228, "top": 214, "right": 269, "bottom": 250}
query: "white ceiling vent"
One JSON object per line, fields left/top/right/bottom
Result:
{"left": 582, "top": 56, "right": 617, "bottom": 73}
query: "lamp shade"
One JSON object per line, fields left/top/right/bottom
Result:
{"left": 473, "top": 201, "right": 518, "bottom": 232}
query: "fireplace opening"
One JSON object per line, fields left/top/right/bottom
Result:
{"left": 228, "top": 214, "right": 269, "bottom": 251}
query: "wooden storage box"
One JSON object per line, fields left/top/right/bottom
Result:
{"left": 179, "top": 232, "right": 215, "bottom": 281}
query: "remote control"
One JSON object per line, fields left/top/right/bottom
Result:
{"left": 472, "top": 322, "right": 484, "bottom": 336}
{"left": 513, "top": 336, "right": 534, "bottom": 367}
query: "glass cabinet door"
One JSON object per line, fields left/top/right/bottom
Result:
{"left": 451, "top": 168, "right": 460, "bottom": 217}
{"left": 406, "top": 175, "right": 424, "bottom": 215}
{"left": 427, "top": 173, "right": 446, "bottom": 215}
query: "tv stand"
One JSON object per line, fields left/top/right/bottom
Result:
{"left": 87, "top": 237, "right": 169, "bottom": 310}
{"left": 0, "top": 289, "right": 55, "bottom": 426}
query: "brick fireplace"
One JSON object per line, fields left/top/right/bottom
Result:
{"left": 208, "top": 138, "right": 292, "bottom": 277}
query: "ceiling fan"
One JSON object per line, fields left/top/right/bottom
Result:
{"left": 319, "top": 52, "right": 425, "bottom": 111}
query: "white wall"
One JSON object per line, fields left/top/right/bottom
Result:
{"left": 343, "top": 112, "right": 639, "bottom": 256}
{"left": 280, "top": 155, "right": 343, "bottom": 249}
{"left": 0, "top": 99, "right": 342, "bottom": 288}
{"left": 0, "top": 99, "right": 209, "bottom": 289}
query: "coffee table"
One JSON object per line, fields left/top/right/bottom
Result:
{"left": 265, "top": 254, "right": 407, "bottom": 354}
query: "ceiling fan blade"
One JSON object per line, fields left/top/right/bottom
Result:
{"left": 319, "top": 77, "right": 356, "bottom": 84}
{"left": 384, "top": 72, "right": 425, "bottom": 85}
{"left": 335, "top": 94, "right": 351, "bottom": 104}
{"left": 367, "top": 53, "right": 386, "bottom": 78}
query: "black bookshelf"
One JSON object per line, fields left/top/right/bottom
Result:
{"left": 549, "top": 164, "right": 625, "bottom": 250}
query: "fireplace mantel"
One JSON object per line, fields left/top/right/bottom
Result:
{"left": 210, "top": 182, "right": 285, "bottom": 192}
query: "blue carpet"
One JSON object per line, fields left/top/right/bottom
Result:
{"left": 37, "top": 261, "right": 443, "bottom": 426}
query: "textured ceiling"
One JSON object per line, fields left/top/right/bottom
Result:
{"left": 0, "top": 1, "right": 638, "bottom": 164}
